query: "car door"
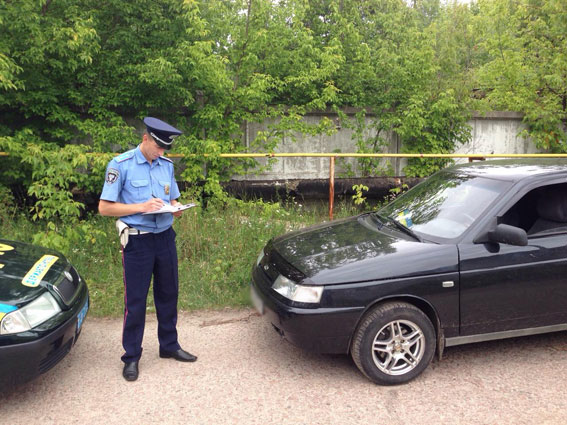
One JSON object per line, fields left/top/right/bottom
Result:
{"left": 458, "top": 180, "right": 567, "bottom": 336}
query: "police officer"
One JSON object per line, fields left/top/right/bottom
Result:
{"left": 99, "top": 117, "right": 197, "bottom": 382}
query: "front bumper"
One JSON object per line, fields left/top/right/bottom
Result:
{"left": 251, "top": 266, "right": 363, "bottom": 354}
{"left": 0, "top": 285, "right": 89, "bottom": 390}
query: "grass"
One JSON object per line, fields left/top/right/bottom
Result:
{"left": 1, "top": 197, "right": 370, "bottom": 317}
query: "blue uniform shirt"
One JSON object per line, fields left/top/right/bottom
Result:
{"left": 100, "top": 146, "right": 181, "bottom": 233}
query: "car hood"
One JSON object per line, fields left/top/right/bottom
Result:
{"left": 271, "top": 215, "right": 458, "bottom": 285}
{"left": 0, "top": 239, "right": 69, "bottom": 307}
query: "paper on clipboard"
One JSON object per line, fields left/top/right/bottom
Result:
{"left": 142, "top": 202, "right": 197, "bottom": 215}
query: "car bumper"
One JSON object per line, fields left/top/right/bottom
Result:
{"left": 251, "top": 267, "right": 363, "bottom": 354}
{"left": 0, "top": 288, "right": 89, "bottom": 390}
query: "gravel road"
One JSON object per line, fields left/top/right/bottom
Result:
{"left": 2, "top": 308, "right": 567, "bottom": 425}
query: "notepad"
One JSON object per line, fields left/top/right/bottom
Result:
{"left": 142, "top": 202, "right": 197, "bottom": 215}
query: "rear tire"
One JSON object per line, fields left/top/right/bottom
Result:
{"left": 351, "top": 302, "right": 436, "bottom": 385}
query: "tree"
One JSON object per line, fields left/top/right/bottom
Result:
{"left": 2, "top": 0, "right": 566, "bottom": 236}
{"left": 302, "top": 0, "right": 472, "bottom": 176}
{"left": 475, "top": 0, "right": 567, "bottom": 150}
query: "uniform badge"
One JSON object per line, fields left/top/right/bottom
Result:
{"left": 165, "top": 185, "right": 170, "bottom": 195}
{"left": 106, "top": 168, "right": 119, "bottom": 184}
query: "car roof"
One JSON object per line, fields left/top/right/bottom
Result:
{"left": 446, "top": 159, "right": 567, "bottom": 182}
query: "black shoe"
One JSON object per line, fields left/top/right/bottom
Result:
{"left": 122, "top": 361, "right": 139, "bottom": 381}
{"left": 159, "top": 348, "right": 197, "bottom": 362}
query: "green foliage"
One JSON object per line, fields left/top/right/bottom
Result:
{"left": 351, "top": 184, "right": 369, "bottom": 206}
{"left": 474, "top": 0, "right": 567, "bottom": 151}
{"left": 0, "top": 52, "right": 23, "bottom": 91}
{"left": 2, "top": 198, "right": 357, "bottom": 316}
{"left": 0, "top": 185, "right": 16, "bottom": 224}
{"left": 31, "top": 220, "right": 107, "bottom": 254}
{"left": 299, "top": 0, "right": 474, "bottom": 177}
{"left": 1, "top": 0, "right": 567, "bottom": 231}
{"left": 0, "top": 0, "right": 100, "bottom": 141}
{"left": 387, "top": 183, "right": 409, "bottom": 202}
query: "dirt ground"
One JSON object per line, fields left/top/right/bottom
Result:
{"left": 2, "top": 308, "right": 567, "bottom": 425}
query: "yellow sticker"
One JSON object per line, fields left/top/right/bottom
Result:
{"left": 21, "top": 255, "right": 59, "bottom": 287}
{"left": 0, "top": 312, "right": 4, "bottom": 321}
{"left": 0, "top": 243, "right": 14, "bottom": 256}
{"left": 397, "top": 211, "right": 407, "bottom": 227}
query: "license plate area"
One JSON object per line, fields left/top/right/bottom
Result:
{"left": 76, "top": 297, "right": 88, "bottom": 332}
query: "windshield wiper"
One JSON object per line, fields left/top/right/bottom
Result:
{"left": 385, "top": 216, "right": 422, "bottom": 242}
{"left": 369, "top": 212, "right": 387, "bottom": 227}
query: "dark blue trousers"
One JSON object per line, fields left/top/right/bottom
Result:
{"left": 121, "top": 227, "right": 180, "bottom": 363}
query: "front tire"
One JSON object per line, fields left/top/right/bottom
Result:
{"left": 351, "top": 302, "right": 436, "bottom": 385}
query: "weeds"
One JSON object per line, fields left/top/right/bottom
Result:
{"left": 1, "top": 196, "right": 371, "bottom": 317}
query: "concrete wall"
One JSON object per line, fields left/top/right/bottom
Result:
{"left": 236, "top": 110, "right": 536, "bottom": 180}
{"left": 454, "top": 111, "right": 537, "bottom": 158}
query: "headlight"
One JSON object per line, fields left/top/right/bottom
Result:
{"left": 0, "top": 292, "right": 62, "bottom": 335}
{"left": 272, "top": 274, "right": 323, "bottom": 304}
{"left": 256, "top": 250, "right": 264, "bottom": 266}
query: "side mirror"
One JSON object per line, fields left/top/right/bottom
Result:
{"left": 487, "top": 224, "right": 528, "bottom": 246}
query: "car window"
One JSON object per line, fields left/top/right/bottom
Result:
{"left": 500, "top": 182, "right": 567, "bottom": 237}
{"left": 378, "top": 170, "right": 512, "bottom": 240}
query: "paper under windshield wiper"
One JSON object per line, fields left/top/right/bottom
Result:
{"left": 385, "top": 216, "right": 421, "bottom": 242}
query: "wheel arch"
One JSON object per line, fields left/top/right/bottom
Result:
{"left": 349, "top": 295, "right": 444, "bottom": 359}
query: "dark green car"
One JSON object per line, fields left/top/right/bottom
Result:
{"left": 0, "top": 239, "right": 89, "bottom": 389}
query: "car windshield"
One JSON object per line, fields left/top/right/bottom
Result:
{"left": 377, "top": 170, "right": 512, "bottom": 240}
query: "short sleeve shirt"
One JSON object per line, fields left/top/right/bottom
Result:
{"left": 100, "top": 146, "right": 181, "bottom": 233}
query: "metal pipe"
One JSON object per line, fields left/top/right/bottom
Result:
{"left": 329, "top": 156, "right": 335, "bottom": 221}
{"left": 2, "top": 152, "right": 567, "bottom": 158}
{"left": 193, "top": 153, "right": 567, "bottom": 158}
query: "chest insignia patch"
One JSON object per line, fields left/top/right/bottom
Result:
{"left": 106, "top": 168, "right": 119, "bottom": 184}
{"left": 165, "top": 184, "right": 170, "bottom": 195}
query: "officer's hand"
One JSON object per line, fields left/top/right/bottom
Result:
{"left": 141, "top": 198, "right": 164, "bottom": 213}
{"left": 171, "top": 200, "right": 183, "bottom": 218}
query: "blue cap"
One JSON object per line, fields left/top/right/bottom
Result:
{"left": 143, "top": 117, "right": 183, "bottom": 150}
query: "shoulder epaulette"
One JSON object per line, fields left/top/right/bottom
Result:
{"left": 160, "top": 155, "right": 173, "bottom": 163}
{"left": 115, "top": 150, "right": 135, "bottom": 163}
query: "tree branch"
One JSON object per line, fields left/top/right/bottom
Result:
{"left": 41, "top": 0, "right": 53, "bottom": 16}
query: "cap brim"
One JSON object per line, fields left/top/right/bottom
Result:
{"left": 149, "top": 131, "right": 175, "bottom": 150}
{"left": 154, "top": 140, "right": 173, "bottom": 150}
